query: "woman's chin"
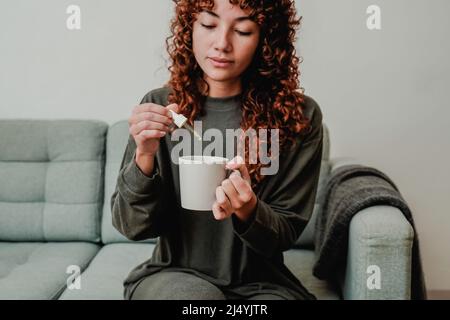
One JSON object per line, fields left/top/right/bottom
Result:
{"left": 204, "top": 70, "right": 238, "bottom": 82}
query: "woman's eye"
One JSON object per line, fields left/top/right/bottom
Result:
{"left": 236, "top": 30, "right": 252, "bottom": 36}
{"left": 201, "top": 23, "right": 252, "bottom": 36}
{"left": 201, "top": 23, "right": 215, "bottom": 29}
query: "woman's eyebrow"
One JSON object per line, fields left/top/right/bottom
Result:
{"left": 202, "top": 9, "right": 252, "bottom": 22}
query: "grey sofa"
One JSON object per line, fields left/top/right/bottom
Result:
{"left": 0, "top": 119, "right": 414, "bottom": 299}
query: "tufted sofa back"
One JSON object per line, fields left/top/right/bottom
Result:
{"left": 0, "top": 120, "right": 107, "bottom": 242}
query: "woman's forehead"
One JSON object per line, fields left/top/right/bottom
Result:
{"left": 198, "top": 9, "right": 253, "bottom": 22}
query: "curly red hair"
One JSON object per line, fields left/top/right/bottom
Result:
{"left": 164, "top": 0, "right": 312, "bottom": 191}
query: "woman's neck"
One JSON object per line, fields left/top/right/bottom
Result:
{"left": 198, "top": 77, "right": 242, "bottom": 98}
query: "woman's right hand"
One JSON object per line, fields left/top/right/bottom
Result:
{"left": 128, "top": 102, "right": 179, "bottom": 157}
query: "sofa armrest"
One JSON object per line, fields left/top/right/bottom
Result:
{"left": 338, "top": 205, "right": 414, "bottom": 300}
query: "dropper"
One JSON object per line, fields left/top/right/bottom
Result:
{"left": 169, "top": 110, "right": 203, "bottom": 141}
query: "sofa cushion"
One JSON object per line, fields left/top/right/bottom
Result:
{"left": 59, "top": 244, "right": 339, "bottom": 300}
{"left": 59, "top": 243, "right": 154, "bottom": 300}
{"left": 102, "top": 120, "right": 156, "bottom": 244}
{"left": 284, "top": 248, "right": 340, "bottom": 300}
{"left": 0, "top": 242, "right": 100, "bottom": 299}
{"left": 0, "top": 120, "right": 108, "bottom": 242}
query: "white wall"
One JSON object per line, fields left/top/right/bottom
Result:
{"left": 1, "top": 0, "right": 449, "bottom": 291}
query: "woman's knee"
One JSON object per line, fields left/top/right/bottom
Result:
{"left": 130, "top": 271, "right": 226, "bottom": 300}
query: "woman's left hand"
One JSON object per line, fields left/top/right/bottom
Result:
{"left": 212, "top": 156, "right": 258, "bottom": 221}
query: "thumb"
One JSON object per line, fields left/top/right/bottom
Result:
{"left": 166, "top": 103, "right": 179, "bottom": 114}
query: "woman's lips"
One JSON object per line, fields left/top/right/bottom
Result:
{"left": 209, "top": 57, "right": 234, "bottom": 68}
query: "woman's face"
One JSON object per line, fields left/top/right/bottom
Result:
{"left": 192, "top": 0, "right": 260, "bottom": 93}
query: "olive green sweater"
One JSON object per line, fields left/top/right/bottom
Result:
{"left": 111, "top": 86, "right": 323, "bottom": 300}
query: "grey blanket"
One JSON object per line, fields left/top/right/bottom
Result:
{"left": 312, "top": 164, "right": 427, "bottom": 300}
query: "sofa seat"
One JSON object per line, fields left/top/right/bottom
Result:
{"left": 59, "top": 243, "right": 155, "bottom": 300}
{"left": 0, "top": 242, "right": 100, "bottom": 299}
{"left": 57, "top": 241, "right": 339, "bottom": 300}
{"left": 284, "top": 249, "right": 340, "bottom": 300}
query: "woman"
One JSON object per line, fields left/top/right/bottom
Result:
{"left": 111, "top": 0, "right": 323, "bottom": 300}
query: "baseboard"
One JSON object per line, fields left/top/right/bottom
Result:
{"left": 427, "top": 290, "right": 450, "bottom": 300}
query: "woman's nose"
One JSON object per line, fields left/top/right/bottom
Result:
{"left": 214, "top": 29, "right": 232, "bottom": 52}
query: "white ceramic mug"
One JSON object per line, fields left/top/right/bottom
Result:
{"left": 179, "top": 155, "right": 233, "bottom": 211}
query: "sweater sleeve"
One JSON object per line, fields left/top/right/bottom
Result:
{"left": 232, "top": 99, "right": 324, "bottom": 258}
{"left": 110, "top": 92, "right": 171, "bottom": 241}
